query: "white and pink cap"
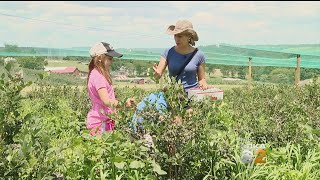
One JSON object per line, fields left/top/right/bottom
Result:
{"left": 89, "top": 42, "right": 123, "bottom": 58}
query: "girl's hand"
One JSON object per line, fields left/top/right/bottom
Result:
{"left": 125, "top": 98, "right": 136, "bottom": 108}
{"left": 112, "top": 99, "right": 120, "bottom": 108}
{"left": 172, "top": 116, "right": 183, "bottom": 125}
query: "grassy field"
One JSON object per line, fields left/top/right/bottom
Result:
{"left": 113, "top": 81, "right": 244, "bottom": 91}
{"left": 21, "top": 81, "right": 244, "bottom": 96}
{"left": 13, "top": 59, "right": 245, "bottom": 95}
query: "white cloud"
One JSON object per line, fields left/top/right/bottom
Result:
{"left": 247, "top": 21, "right": 267, "bottom": 29}
{"left": 190, "top": 12, "right": 215, "bottom": 26}
{"left": 0, "top": 1, "right": 319, "bottom": 48}
{"left": 169, "top": 1, "right": 205, "bottom": 13}
{"left": 26, "top": 1, "right": 119, "bottom": 16}
{"left": 217, "top": 1, "right": 320, "bottom": 20}
{"left": 219, "top": 1, "right": 259, "bottom": 14}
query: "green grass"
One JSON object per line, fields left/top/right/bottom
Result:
{"left": 212, "top": 84, "right": 244, "bottom": 90}
{"left": 20, "top": 82, "right": 243, "bottom": 96}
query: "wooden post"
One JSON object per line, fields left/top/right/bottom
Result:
{"left": 248, "top": 57, "right": 252, "bottom": 89}
{"left": 295, "top": 54, "right": 301, "bottom": 87}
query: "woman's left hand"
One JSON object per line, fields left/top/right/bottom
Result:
{"left": 199, "top": 79, "right": 209, "bottom": 90}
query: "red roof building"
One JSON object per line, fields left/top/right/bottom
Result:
{"left": 48, "top": 67, "right": 80, "bottom": 76}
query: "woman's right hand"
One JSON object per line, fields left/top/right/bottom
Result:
{"left": 153, "top": 63, "right": 162, "bottom": 79}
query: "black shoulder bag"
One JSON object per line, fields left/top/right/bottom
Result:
{"left": 168, "top": 48, "right": 198, "bottom": 82}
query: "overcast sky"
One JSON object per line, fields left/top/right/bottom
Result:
{"left": 0, "top": 1, "right": 319, "bottom": 49}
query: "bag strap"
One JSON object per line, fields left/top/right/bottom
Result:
{"left": 175, "top": 48, "right": 198, "bottom": 79}
{"left": 167, "top": 47, "right": 199, "bottom": 81}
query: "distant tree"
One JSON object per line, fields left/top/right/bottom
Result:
{"left": 111, "top": 61, "right": 124, "bottom": 71}
{"left": 17, "top": 56, "right": 45, "bottom": 70}
{"left": 237, "top": 67, "right": 247, "bottom": 79}
{"left": 63, "top": 56, "right": 70, "bottom": 60}
{"left": 268, "top": 68, "right": 295, "bottom": 84}
{"left": 301, "top": 68, "right": 320, "bottom": 80}
{"left": 252, "top": 66, "right": 274, "bottom": 81}
{"left": 207, "top": 64, "right": 215, "bottom": 76}
{"left": 135, "top": 64, "right": 143, "bottom": 76}
{"left": 4, "top": 43, "right": 21, "bottom": 52}
{"left": 260, "top": 74, "right": 269, "bottom": 82}
{"left": 62, "top": 56, "right": 90, "bottom": 62}
{"left": 220, "top": 68, "right": 229, "bottom": 78}
{"left": 230, "top": 70, "right": 235, "bottom": 78}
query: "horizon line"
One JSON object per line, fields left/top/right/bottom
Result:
{"left": 0, "top": 43, "right": 319, "bottom": 49}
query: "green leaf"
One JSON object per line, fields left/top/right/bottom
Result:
{"left": 5, "top": 63, "right": 12, "bottom": 71}
{"left": 113, "top": 156, "right": 124, "bottom": 163}
{"left": 116, "top": 172, "right": 125, "bottom": 180}
{"left": 26, "top": 81, "right": 33, "bottom": 86}
{"left": 152, "top": 161, "right": 167, "bottom": 175}
{"left": 129, "top": 160, "right": 144, "bottom": 169}
{"left": 114, "top": 162, "right": 125, "bottom": 169}
{"left": 140, "top": 145, "right": 150, "bottom": 152}
{"left": 312, "top": 129, "right": 320, "bottom": 137}
{"left": 37, "top": 73, "right": 44, "bottom": 80}
{"left": 99, "top": 165, "right": 106, "bottom": 180}
{"left": 46, "top": 147, "right": 60, "bottom": 156}
{"left": 203, "top": 174, "right": 213, "bottom": 180}
{"left": 90, "top": 164, "right": 100, "bottom": 180}
{"left": 0, "top": 108, "right": 4, "bottom": 119}
{"left": 1, "top": 73, "right": 5, "bottom": 79}
{"left": 6, "top": 155, "right": 12, "bottom": 162}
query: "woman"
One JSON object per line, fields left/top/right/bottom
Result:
{"left": 153, "top": 19, "right": 208, "bottom": 94}
{"left": 86, "top": 42, "right": 134, "bottom": 136}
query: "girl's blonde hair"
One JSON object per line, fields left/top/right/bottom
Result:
{"left": 87, "top": 55, "right": 112, "bottom": 85}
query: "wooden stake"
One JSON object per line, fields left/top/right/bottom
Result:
{"left": 248, "top": 57, "right": 252, "bottom": 89}
{"left": 295, "top": 54, "right": 301, "bottom": 87}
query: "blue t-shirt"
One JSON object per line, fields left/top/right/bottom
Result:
{"left": 130, "top": 92, "right": 167, "bottom": 132}
{"left": 161, "top": 46, "right": 206, "bottom": 93}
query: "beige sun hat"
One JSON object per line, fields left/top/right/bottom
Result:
{"left": 166, "top": 20, "right": 199, "bottom": 41}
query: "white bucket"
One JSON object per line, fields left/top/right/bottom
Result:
{"left": 188, "top": 87, "right": 224, "bottom": 101}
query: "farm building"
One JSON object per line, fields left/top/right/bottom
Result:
{"left": 44, "top": 66, "right": 87, "bottom": 77}
{"left": 130, "top": 78, "right": 145, "bottom": 84}
{"left": 113, "top": 75, "right": 128, "bottom": 81}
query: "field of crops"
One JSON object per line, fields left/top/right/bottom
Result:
{"left": 1, "top": 64, "right": 320, "bottom": 180}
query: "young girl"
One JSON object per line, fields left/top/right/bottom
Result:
{"left": 86, "top": 42, "right": 134, "bottom": 136}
